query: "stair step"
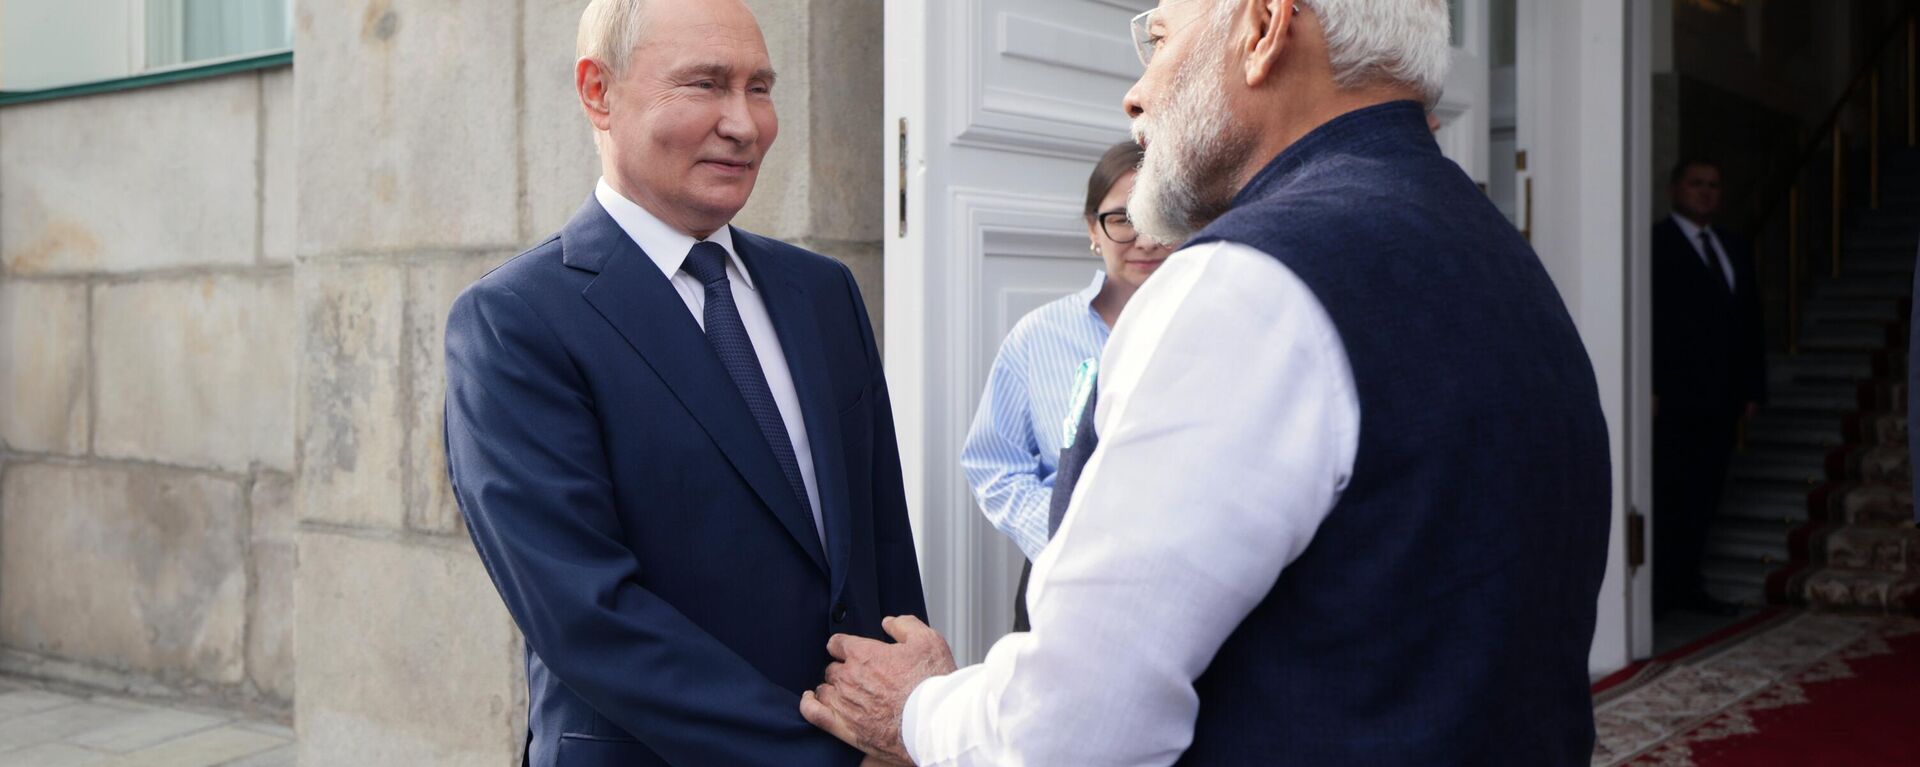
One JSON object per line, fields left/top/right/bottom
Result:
{"left": 1803, "top": 299, "right": 1902, "bottom": 324}
{"left": 1767, "top": 350, "right": 1875, "bottom": 382}
{"left": 1765, "top": 381, "right": 1863, "bottom": 414}
{"left": 1729, "top": 457, "right": 1828, "bottom": 485}
{"left": 1745, "top": 418, "right": 1844, "bottom": 449}
{"left": 1701, "top": 558, "right": 1777, "bottom": 593}
{"left": 1799, "top": 322, "right": 1892, "bottom": 351}
{"left": 1813, "top": 275, "right": 1913, "bottom": 300}
{"left": 1839, "top": 250, "right": 1916, "bottom": 273}
{"left": 1720, "top": 488, "right": 1810, "bottom": 524}
{"left": 1704, "top": 539, "right": 1789, "bottom": 565}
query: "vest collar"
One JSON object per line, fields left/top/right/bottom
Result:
{"left": 1230, "top": 100, "right": 1434, "bottom": 208}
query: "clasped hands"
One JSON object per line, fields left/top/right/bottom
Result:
{"left": 801, "top": 615, "right": 957, "bottom": 766}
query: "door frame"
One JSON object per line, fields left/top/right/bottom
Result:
{"left": 1517, "top": 0, "right": 1647, "bottom": 676}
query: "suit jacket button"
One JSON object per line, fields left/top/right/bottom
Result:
{"left": 832, "top": 604, "right": 849, "bottom": 623}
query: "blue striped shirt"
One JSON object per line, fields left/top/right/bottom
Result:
{"left": 961, "top": 271, "right": 1112, "bottom": 561}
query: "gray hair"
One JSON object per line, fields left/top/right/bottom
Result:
{"left": 1230, "top": 0, "right": 1452, "bottom": 104}
{"left": 578, "top": 0, "right": 649, "bottom": 76}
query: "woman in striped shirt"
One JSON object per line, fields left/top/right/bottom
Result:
{"left": 960, "top": 141, "right": 1177, "bottom": 630}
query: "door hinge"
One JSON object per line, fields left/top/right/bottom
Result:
{"left": 897, "top": 117, "right": 909, "bottom": 238}
{"left": 1627, "top": 507, "right": 1646, "bottom": 569}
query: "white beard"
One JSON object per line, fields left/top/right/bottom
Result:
{"left": 1129, "top": 33, "right": 1257, "bottom": 245}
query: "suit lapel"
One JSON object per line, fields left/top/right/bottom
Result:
{"left": 1663, "top": 221, "right": 1732, "bottom": 301}
{"left": 736, "top": 231, "right": 854, "bottom": 594}
{"left": 565, "top": 200, "right": 828, "bottom": 575}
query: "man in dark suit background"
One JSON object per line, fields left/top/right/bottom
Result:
{"left": 441, "top": 0, "right": 925, "bottom": 764}
{"left": 1653, "top": 158, "right": 1767, "bottom": 617}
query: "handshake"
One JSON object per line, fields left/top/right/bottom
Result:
{"left": 801, "top": 616, "right": 958, "bottom": 766}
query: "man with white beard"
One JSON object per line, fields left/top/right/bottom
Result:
{"left": 801, "top": 1, "right": 1613, "bottom": 764}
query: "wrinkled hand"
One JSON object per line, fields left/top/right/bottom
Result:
{"left": 801, "top": 615, "right": 957, "bottom": 766}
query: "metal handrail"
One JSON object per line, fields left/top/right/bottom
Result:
{"left": 1755, "top": 8, "right": 1917, "bottom": 234}
{"left": 1759, "top": 8, "right": 1919, "bottom": 353}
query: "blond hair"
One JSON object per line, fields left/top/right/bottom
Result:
{"left": 578, "top": 0, "right": 649, "bottom": 75}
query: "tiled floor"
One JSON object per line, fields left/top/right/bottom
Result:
{"left": 0, "top": 678, "right": 291, "bottom": 767}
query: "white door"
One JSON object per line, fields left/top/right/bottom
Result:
{"left": 1515, "top": 0, "right": 1644, "bottom": 675}
{"left": 885, "top": 0, "right": 1149, "bottom": 664}
{"left": 1435, "top": 0, "right": 1492, "bottom": 185}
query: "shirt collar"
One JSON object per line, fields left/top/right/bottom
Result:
{"left": 1076, "top": 270, "right": 1107, "bottom": 305}
{"left": 1670, "top": 213, "right": 1713, "bottom": 243}
{"left": 596, "top": 177, "right": 754, "bottom": 291}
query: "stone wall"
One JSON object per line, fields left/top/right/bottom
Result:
{"left": 288, "top": 0, "right": 884, "bottom": 764}
{"left": 0, "top": 69, "right": 299, "bottom": 718}
{"left": 0, "top": 1, "right": 883, "bottom": 761}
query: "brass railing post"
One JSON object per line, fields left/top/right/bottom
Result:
{"left": 1832, "top": 128, "right": 1845, "bottom": 278}
{"left": 1789, "top": 184, "right": 1802, "bottom": 354}
{"left": 1872, "top": 69, "right": 1883, "bottom": 210}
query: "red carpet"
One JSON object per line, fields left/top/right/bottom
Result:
{"left": 1593, "top": 612, "right": 1920, "bottom": 765}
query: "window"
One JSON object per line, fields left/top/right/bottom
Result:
{"left": 1, "top": 0, "right": 290, "bottom": 96}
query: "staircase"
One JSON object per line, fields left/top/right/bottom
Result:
{"left": 1702, "top": 154, "right": 1917, "bottom": 614}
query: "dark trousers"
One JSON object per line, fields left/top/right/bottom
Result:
{"left": 1653, "top": 409, "right": 1739, "bottom": 613}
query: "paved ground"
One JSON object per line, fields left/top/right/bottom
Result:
{"left": 0, "top": 678, "right": 291, "bottom": 767}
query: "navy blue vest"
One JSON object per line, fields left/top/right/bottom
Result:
{"left": 1053, "top": 101, "right": 1612, "bottom": 765}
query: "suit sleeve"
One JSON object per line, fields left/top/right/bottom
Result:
{"left": 1649, "top": 231, "right": 1676, "bottom": 402}
{"left": 443, "top": 281, "right": 861, "bottom": 766}
{"left": 1735, "top": 237, "right": 1768, "bottom": 405}
{"left": 839, "top": 265, "right": 930, "bottom": 621}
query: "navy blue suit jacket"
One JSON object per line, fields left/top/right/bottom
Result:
{"left": 444, "top": 198, "right": 927, "bottom": 767}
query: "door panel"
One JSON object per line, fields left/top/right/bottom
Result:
{"left": 887, "top": 0, "right": 1148, "bottom": 664}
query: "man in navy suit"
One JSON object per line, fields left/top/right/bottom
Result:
{"left": 1652, "top": 159, "right": 1766, "bottom": 618}
{"left": 443, "top": 1, "right": 925, "bottom": 764}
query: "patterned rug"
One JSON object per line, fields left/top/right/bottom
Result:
{"left": 1767, "top": 346, "right": 1918, "bottom": 613}
{"left": 1592, "top": 611, "right": 1920, "bottom": 765}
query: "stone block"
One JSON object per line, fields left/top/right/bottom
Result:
{"left": 0, "top": 75, "right": 259, "bottom": 275}
{"left": 101, "top": 724, "right": 287, "bottom": 766}
{"left": 732, "top": 0, "right": 813, "bottom": 242}
{"left": 406, "top": 255, "right": 506, "bottom": 535}
{"left": 247, "top": 472, "right": 296, "bottom": 703}
{"left": 93, "top": 274, "right": 296, "bottom": 473}
{"left": 0, "top": 463, "right": 249, "bottom": 687}
{"left": 523, "top": 0, "right": 603, "bottom": 240}
{"left": 295, "top": 531, "right": 523, "bottom": 766}
{"left": 804, "top": 0, "right": 884, "bottom": 243}
{"left": 0, "top": 281, "right": 89, "bottom": 454}
{"left": 0, "top": 701, "right": 141, "bottom": 754}
{"left": 298, "top": 263, "right": 407, "bottom": 530}
{"left": 295, "top": 0, "right": 521, "bottom": 256}
{"left": 261, "top": 68, "right": 298, "bottom": 265}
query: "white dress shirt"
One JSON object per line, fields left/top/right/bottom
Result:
{"left": 901, "top": 240, "right": 1361, "bottom": 765}
{"left": 595, "top": 178, "right": 825, "bottom": 548}
{"left": 1670, "top": 213, "right": 1736, "bottom": 291}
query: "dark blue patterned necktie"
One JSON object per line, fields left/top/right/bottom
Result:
{"left": 682, "top": 242, "right": 815, "bottom": 529}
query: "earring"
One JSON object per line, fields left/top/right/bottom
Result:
{"left": 1090, "top": 242, "right": 1102, "bottom": 255}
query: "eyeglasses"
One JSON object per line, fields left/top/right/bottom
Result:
{"left": 1130, "top": 1, "right": 1302, "bottom": 67}
{"left": 1097, "top": 210, "right": 1138, "bottom": 244}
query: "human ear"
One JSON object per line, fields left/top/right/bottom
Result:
{"left": 577, "top": 58, "right": 614, "bottom": 132}
{"left": 1245, "top": 0, "right": 1293, "bottom": 88}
